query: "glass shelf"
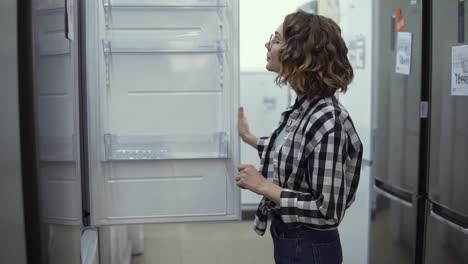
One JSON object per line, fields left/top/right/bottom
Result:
{"left": 104, "top": 132, "right": 229, "bottom": 160}
{"left": 102, "top": 39, "right": 225, "bottom": 54}
{"left": 103, "top": 0, "right": 226, "bottom": 8}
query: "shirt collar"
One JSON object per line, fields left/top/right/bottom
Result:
{"left": 288, "top": 94, "right": 320, "bottom": 113}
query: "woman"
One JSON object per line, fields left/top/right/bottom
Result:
{"left": 236, "top": 11, "right": 363, "bottom": 264}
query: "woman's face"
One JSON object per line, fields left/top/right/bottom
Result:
{"left": 265, "top": 24, "right": 283, "bottom": 73}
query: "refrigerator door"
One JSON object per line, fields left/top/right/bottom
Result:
{"left": 31, "top": 0, "right": 83, "bottom": 226}
{"left": 373, "top": 0, "right": 423, "bottom": 193}
{"left": 31, "top": 0, "right": 84, "bottom": 263}
{"left": 84, "top": 0, "right": 241, "bottom": 225}
{"left": 424, "top": 202, "right": 468, "bottom": 264}
{"left": 428, "top": 0, "right": 468, "bottom": 223}
{"left": 369, "top": 184, "right": 418, "bottom": 264}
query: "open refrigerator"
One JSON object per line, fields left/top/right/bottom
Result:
{"left": 30, "top": 0, "right": 240, "bottom": 263}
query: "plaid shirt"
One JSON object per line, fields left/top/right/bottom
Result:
{"left": 254, "top": 95, "right": 363, "bottom": 236}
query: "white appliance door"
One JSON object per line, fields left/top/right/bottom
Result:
{"left": 84, "top": 0, "right": 240, "bottom": 225}
{"left": 32, "top": 0, "right": 83, "bottom": 226}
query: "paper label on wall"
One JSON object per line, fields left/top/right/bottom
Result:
{"left": 451, "top": 45, "right": 468, "bottom": 96}
{"left": 348, "top": 35, "right": 366, "bottom": 69}
{"left": 395, "top": 32, "right": 412, "bottom": 75}
{"left": 410, "top": 0, "right": 418, "bottom": 5}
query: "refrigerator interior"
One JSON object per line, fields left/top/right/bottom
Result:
{"left": 83, "top": 0, "right": 241, "bottom": 225}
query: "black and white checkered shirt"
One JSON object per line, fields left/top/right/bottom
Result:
{"left": 254, "top": 95, "right": 363, "bottom": 236}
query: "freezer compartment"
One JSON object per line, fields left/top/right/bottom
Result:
{"left": 424, "top": 201, "right": 468, "bottom": 264}
{"left": 369, "top": 184, "right": 417, "bottom": 264}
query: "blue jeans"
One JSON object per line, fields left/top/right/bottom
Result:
{"left": 270, "top": 220, "right": 343, "bottom": 264}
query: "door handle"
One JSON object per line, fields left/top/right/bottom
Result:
{"left": 373, "top": 184, "right": 413, "bottom": 208}
{"left": 390, "top": 12, "right": 396, "bottom": 50}
{"left": 430, "top": 203, "right": 468, "bottom": 235}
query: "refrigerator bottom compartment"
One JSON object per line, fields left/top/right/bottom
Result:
{"left": 369, "top": 185, "right": 417, "bottom": 264}
{"left": 424, "top": 202, "right": 468, "bottom": 264}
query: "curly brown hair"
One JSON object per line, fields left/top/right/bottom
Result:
{"left": 276, "top": 10, "right": 353, "bottom": 98}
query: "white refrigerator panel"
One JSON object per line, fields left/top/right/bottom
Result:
{"left": 85, "top": 0, "right": 240, "bottom": 225}
{"left": 32, "top": 0, "right": 82, "bottom": 225}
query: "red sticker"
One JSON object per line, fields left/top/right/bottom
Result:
{"left": 396, "top": 7, "right": 406, "bottom": 32}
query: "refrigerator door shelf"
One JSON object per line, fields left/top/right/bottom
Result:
{"left": 39, "top": 135, "right": 77, "bottom": 162}
{"left": 425, "top": 202, "right": 468, "bottom": 264}
{"left": 35, "top": 0, "right": 65, "bottom": 11}
{"left": 103, "top": 132, "right": 229, "bottom": 160}
{"left": 36, "top": 6, "right": 65, "bottom": 32}
{"left": 35, "top": 7, "right": 70, "bottom": 57}
{"left": 102, "top": 0, "right": 226, "bottom": 8}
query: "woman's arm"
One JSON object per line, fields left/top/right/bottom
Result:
{"left": 235, "top": 164, "right": 283, "bottom": 204}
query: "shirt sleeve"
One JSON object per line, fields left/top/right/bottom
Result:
{"left": 278, "top": 122, "right": 349, "bottom": 227}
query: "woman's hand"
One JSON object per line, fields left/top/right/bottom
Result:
{"left": 236, "top": 164, "right": 283, "bottom": 204}
{"left": 238, "top": 107, "right": 251, "bottom": 140}
{"left": 236, "top": 164, "right": 268, "bottom": 195}
{"left": 238, "top": 107, "right": 258, "bottom": 148}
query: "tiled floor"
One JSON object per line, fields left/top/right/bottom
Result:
{"left": 130, "top": 221, "right": 274, "bottom": 264}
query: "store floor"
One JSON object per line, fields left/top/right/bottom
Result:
{"left": 130, "top": 221, "right": 274, "bottom": 264}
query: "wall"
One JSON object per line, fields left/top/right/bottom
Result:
{"left": 239, "top": 0, "right": 313, "bottom": 205}
{"left": 0, "top": 0, "right": 28, "bottom": 263}
{"left": 240, "top": 0, "right": 314, "bottom": 72}
{"left": 336, "top": 1, "right": 372, "bottom": 263}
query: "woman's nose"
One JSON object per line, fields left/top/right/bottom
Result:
{"left": 265, "top": 42, "right": 270, "bottom": 50}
